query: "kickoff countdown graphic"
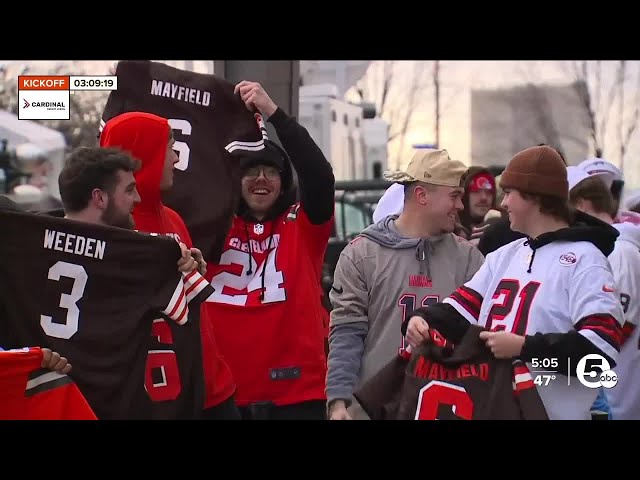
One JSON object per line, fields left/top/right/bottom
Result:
{"left": 18, "top": 75, "right": 118, "bottom": 121}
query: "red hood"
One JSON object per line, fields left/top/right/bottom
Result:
{"left": 100, "top": 111, "right": 169, "bottom": 231}
{"left": 100, "top": 111, "right": 168, "bottom": 208}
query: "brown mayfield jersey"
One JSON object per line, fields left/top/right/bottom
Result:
{"left": 354, "top": 325, "right": 549, "bottom": 420}
{"left": 100, "top": 60, "right": 266, "bottom": 260}
{"left": 0, "top": 210, "right": 213, "bottom": 419}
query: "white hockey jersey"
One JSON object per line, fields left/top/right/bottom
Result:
{"left": 444, "top": 231, "right": 624, "bottom": 420}
{"left": 605, "top": 222, "right": 640, "bottom": 420}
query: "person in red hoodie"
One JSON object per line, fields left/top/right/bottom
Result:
{"left": 203, "top": 81, "right": 335, "bottom": 420}
{"left": 99, "top": 111, "right": 239, "bottom": 420}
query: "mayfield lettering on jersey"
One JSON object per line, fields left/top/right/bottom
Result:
{"left": 354, "top": 326, "right": 548, "bottom": 420}
{"left": 413, "top": 356, "right": 489, "bottom": 381}
{"left": 100, "top": 60, "right": 265, "bottom": 261}
{"left": 150, "top": 79, "right": 211, "bottom": 107}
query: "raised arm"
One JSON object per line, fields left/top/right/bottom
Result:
{"left": 234, "top": 80, "right": 335, "bottom": 225}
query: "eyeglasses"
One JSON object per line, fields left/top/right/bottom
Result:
{"left": 243, "top": 166, "right": 281, "bottom": 181}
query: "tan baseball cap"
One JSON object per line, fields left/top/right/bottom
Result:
{"left": 383, "top": 148, "right": 467, "bottom": 187}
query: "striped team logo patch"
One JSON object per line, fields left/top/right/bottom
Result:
{"left": 26, "top": 368, "right": 72, "bottom": 397}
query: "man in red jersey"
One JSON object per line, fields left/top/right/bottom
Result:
{"left": 204, "top": 82, "right": 335, "bottom": 420}
{"left": 100, "top": 112, "right": 239, "bottom": 420}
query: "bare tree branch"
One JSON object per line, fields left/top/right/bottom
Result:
{"left": 619, "top": 61, "right": 626, "bottom": 161}
{"left": 598, "top": 60, "right": 622, "bottom": 156}
{"left": 571, "top": 61, "right": 600, "bottom": 156}
{"left": 356, "top": 61, "right": 432, "bottom": 168}
{"left": 621, "top": 63, "right": 640, "bottom": 165}
{"left": 379, "top": 61, "right": 394, "bottom": 117}
{"left": 523, "top": 83, "right": 563, "bottom": 151}
{"left": 394, "top": 62, "right": 428, "bottom": 165}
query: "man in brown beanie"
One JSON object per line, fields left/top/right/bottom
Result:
{"left": 402, "top": 145, "right": 625, "bottom": 420}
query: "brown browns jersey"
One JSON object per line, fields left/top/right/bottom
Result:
{"left": 0, "top": 210, "right": 213, "bottom": 419}
{"left": 354, "top": 325, "right": 549, "bottom": 420}
{"left": 100, "top": 60, "right": 265, "bottom": 261}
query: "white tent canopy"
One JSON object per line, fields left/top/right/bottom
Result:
{"left": 0, "top": 110, "right": 66, "bottom": 198}
{"left": 0, "top": 110, "right": 66, "bottom": 152}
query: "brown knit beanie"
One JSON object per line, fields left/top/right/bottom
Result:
{"left": 499, "top": 145, "right": 568, "bottom": 200}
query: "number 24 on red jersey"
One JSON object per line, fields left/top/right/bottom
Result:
{"left": 208, "top": 239, "right": 286, "bottom": 306}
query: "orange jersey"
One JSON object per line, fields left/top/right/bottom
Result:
{"left": 0, "top": 347, "right": 97, "bottom": 420}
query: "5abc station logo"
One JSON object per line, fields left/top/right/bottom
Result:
{"left": 576, "top": 354, "right": 618, "bottom": 389}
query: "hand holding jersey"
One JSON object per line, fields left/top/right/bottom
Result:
{"left": 189, "top": 247, "right": 207, "bottom": 276}
{"left": 234, "top": 80, "right": 278, "bottom": 118}
{"left": 405, "top": 316, "right": 431, "bottom": 349}
{"left": 41, "top": 347, "right": 72, "bottom": 374}
{"left": 176, "top": 241, "right": 198, "bottom": 273}
{"left": 99, "top": 109, "right": 238, "bottom": 418}
{"left": 98, "top": 61, "right": 281, "bottom": 416}
{"left": 204, "top": 82, "right": 335, "bottom": 418}
{"left": 403, "top": 146, "right": 625, "bottom": 420}
{"left": 407, "top": 317, "right": 526, "bottom": 359}
{"left": 477, "top": 331, "right": 525, "bottom": 358}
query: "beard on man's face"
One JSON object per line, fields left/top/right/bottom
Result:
{"left": 102, "top": 201, "right": 134, "bottom": 230}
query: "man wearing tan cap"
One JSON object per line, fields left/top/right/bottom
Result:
{"left": 404, "top": 145, "right": 625, "bottom": 420}
{"left": 326, "top": 148, "right": 485, "bottom": 420}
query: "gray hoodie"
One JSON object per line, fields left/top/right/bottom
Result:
{"left": 327, "top": 215, "right": 485, "bottom": 418}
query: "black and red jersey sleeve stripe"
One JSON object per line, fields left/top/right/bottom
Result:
{"left": 449, "top": 286, "right": 483, "bottom": 321}
{"left": 575, "top": 314, "right": 623, "bottom": 354}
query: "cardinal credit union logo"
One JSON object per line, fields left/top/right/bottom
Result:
{"left": 576, "top": 354, "right": 618, "bottom": 388}
{"left": 18, "top": 75, "right": 70, "bottom": 120}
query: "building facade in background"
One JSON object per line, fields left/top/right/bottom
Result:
{"left": 471, "top": 81, "right": 590, "bottom": 168}
{"left": 298, "top": 61, "right": 388, "bottom": 181}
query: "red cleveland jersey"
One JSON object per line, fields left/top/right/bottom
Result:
{"left": 0, "top": 347, "right": 97, "bottom": 420}
{"left": 204, "top": 204, "right": 331, "bottom": 406}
